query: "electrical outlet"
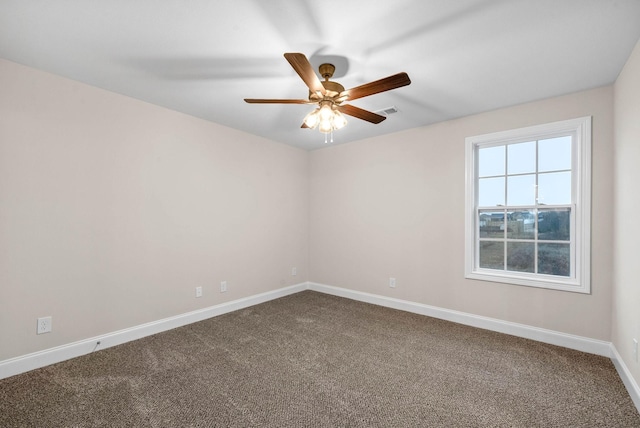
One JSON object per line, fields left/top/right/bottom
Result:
{"left": 195, "top": 286, "right": 203, "bottom": 298}
{"left": 291, "top": 267, "right": 297, "bottom": 276}
{"left": 633, "top": 338, "right": 638, "bottom": 363}
{"left": 37, "top": 316, "right": 52, "bottom": 334}
{"left": 389, "top": 277, "right": 396, "bottom": 288}
{"left": 220, "top": 281, "right": 227, "bottom": 293}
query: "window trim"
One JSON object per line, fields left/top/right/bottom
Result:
{"left": 464, "top": 117, "right": 591, "bottom": 293}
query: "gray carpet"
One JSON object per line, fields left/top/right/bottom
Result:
{"left": 1, "top": 291, "right": 638, "bottom": 427}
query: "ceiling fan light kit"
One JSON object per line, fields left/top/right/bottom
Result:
{"left": 303, "top": 100, "right": 347, "bottom": 132}
{"left": 244, "top": 53, "right": 411, "bottom": 143}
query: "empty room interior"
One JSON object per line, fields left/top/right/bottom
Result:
{"left": 1, "top": 1, "right": 640, "bottom": 426}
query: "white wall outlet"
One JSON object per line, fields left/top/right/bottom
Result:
{"left": 195, "top": 286, "right": 203, "bottom": 298}
{"left": 389, "top": 277, "right": 396, "bottom": 288}
{"left": 633, "top": 338, "right": 638, "bottom": 363}
{"left": 291, "top": 267, "right": 297, "bottom": 276}
{"left": 37, "top": 316, "right": 52, "bottom": 334}
{"left": 220, "top": 280, "right": 228, "bottom": 293}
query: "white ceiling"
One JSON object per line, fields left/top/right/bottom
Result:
{"left": 1, "top": 1, "right": 639, "bottom": 150}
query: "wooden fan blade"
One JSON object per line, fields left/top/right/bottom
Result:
{"left": 337, "top": 104, "right": 386, "bottom": 124}
{"left": 301, "top": 122, "right": 310, "bottom": 128}
{"left": 244, "top": 99, "right": 311, "bottom": 104}
{"left": 284, "top": 53, "right": 326, "bottom": 96}
{"left": 340, "top": 72, "right": 411, "bottom": 102}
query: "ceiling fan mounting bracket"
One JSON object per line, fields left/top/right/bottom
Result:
{"left": 319, "top": 63, "right": 335, "bottom": 79}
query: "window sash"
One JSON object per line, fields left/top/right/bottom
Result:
{"left": 475, "top": 204, "right": 575, "bottom": 277}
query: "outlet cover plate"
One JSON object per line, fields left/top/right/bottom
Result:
{"left": 37, "top": 316, "right": 52, "bottom": 334}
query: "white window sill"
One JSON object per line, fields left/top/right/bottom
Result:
{"left": 466, "top": 270, "right": 589, "bottom": 294}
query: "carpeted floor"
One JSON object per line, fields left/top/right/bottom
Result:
{"left": 1, "top": 291, "right": 639, "bottom": 427}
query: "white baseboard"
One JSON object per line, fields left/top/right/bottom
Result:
{"left": 307, "top": 282, "right": 612, "bottom": 356}
{"left": 610, "top": 344, "right": 640, "bottom": 411}
{"left": 0, "top": 283, "right": 306, "bottom": 380}
{"left": 3, "top": 280, "right": 639, "bottom": 415}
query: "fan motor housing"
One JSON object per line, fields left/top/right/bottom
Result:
{"left": 324, "top": 80, "right": 344, "bottom": 92}
{"left": 309, "top": 83, "right": 344, "bottom": 101}
{"left": 308, "top": 63, "right": 345, "bottom": 101}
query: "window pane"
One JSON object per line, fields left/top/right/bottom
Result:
{"left": 479, "top": 146, "right": 505, "bottom": 177}
{"left": 538, "top": 243, "right": 570, "bottom": 276}
{"left": 507, "top": 174, "right": 536, "bottom": 206}
{"left": 538, "top": 171, "right": 571, "bottom": 205}
{"left": 479, "top": 241, "right": 504, "bottom": 269}
{"left": 479, "top": 211, "right": 505, "bottom": 238}
{"left": 507, "top": 141, "right": 536, "bottom": 174}
{"left": 479, "top": 177, "right": 505, "bottom": 206}
{"left": 507, "top": 210, "right": 535, "bottom": 239}
{"left": 507, "top": 242, "right": 535, "bottom": 273}
{"left": 539, "top": 136, "right": 571, "bottom": 172}
{"left": 538, "top": 209, "right": 571, "bottom": 241}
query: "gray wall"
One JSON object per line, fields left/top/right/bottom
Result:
{"left": 0, "top": 59, "right": 309, "bottom": 361}
{"left": 309, "top": 86, "right": 614, "bottom": 340}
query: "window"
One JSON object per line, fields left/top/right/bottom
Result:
{"left": 465, "top": 117, "right": 591, "bottom": 293}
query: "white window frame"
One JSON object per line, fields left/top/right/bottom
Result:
{"left": 464, "top": 117, "right": 591, "bottom": 293}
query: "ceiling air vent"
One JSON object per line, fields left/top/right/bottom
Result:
{"left": 375, "top": 106, "right": 399, "bottom": 116}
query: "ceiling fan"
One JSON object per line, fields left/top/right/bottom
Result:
{"left": 244, "top": 53, "right": 411, "bottom": 141}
